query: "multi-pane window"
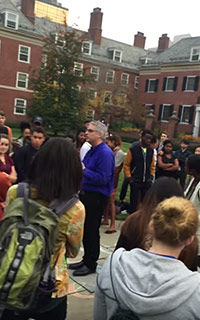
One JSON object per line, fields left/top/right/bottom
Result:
{"left": 86, "top": 109, "right": 95, "bottom": 120}
{"left": 14, "top": 99, "right": 26, "bottom": 115}
{"left": 145, "top": 79, "right": 158, "bottom": 92}
{"left": 190, "top": 48, "right": 200, "bottom": 61}
{"left": 104, "top": 91, "right": 112, "bottom": 104}
{"left": 158, "top": 104, "right": 174, "bottom": 121}
{"left": 182, "top": 76, "right": 199, "bottom": 91}
{"left": 88, "top": 89, "right": 97, "bottom": 100}
{"left": 178, "top": 105, "right": 194, "bottom": 124}
{"left": 163, "top": 77, "right": 177, "bottom": 91}
{"left": 82, "top": 41, "right": 92, "bottom": 55}
{"left": 105, "top": 70, "right": 115, "bottom": 83}
{"left": 74, "top": 62, "right": 83, "bottom": 76}
{"left": 54, "top": 33, "right": 66, "bottom": 47}
{"left": 16, "top": 72, "right": 29, "bottom": 89}
{"left": 90, "top": 66, "right": 99, "bottom": 81}
{"left": 134, "top": 76, "right": 140, "bottom": 89}
{"left": 4, "top": 12, "right": 19, "bottom": 29}
{"left": 18, "top": 45, "right": 31, "bottom": 63}
{"left": 121, "top": 73, "right": 129, "bottom": 86}
{"left": 113, "top": 50, "right": 122, "bottom": 62}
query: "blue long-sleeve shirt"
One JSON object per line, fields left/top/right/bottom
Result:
{"left": 82, "top": 142, "right": 115, "bottom": 196}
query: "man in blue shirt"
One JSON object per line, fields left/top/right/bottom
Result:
{"left": 69, "top": 121, "right": 114, "bottom": 276}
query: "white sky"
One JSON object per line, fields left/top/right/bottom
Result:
{"left": 60, "top": 0, "right": 200, "bottom": 49}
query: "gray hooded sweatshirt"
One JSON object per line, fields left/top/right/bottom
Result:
{"left": 94, "top": 248, "right": 200, "bottom": 320}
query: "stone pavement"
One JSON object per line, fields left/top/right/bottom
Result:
{"left": 67, "top": 220, "right": 124, "bottom": 320}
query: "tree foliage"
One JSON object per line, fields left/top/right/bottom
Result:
{"left": 27, "top": 29, "right": 93, "bottom": 134}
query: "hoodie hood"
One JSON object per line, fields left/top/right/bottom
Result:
{"left": 98, "top": 248, "right": 200, "bottom": 317}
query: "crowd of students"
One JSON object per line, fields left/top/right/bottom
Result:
{"left": 1, "top": 112, "right": 200, "bottom": 319}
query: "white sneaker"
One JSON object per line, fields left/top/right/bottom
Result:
{"left": 120, "top": 210, "right": 128, "bottom": 215}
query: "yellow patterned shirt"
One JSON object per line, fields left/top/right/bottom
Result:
{"left": 6, "top": 185, "right": 85, "bottom": 298}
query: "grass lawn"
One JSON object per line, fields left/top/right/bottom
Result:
{"left": 12, "top": 128, "right": 21, "bottom": 139}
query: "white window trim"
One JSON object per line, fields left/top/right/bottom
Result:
{"left": 104, "top": 91, "right": 112, "bottom": 104}
{"left": 113, "top": 50, "right": 122, "bottom": 63}
{"left": 89, "top": 88, "right": 97, "bottom": 100}
{"left": 164, "top": 76, "right": 175, "bottom": 92}
{"left": 14, "top": 98, "right": 27, "bottom": 115}
{"left": 105, "top": 70, "right": 115, "bottom": 83}
{"left": 160, "top": 104, "right": 172, "bottom": 122}
{"left": 147, "top": 79, "right": 157, "bottom": 92}
{"left": 18, "top": 45, "right": 31, "bottom": 64}
{"left": 90, "top": 66, "right": 99, "bottom": 81}
{"left": 190, "top": 47, "right": 200, "bottom": 62}
{"left": 134, "top": 76, "right": 139, "bottom": 89}
{"left": 184, "top": 76, "right": 196, "bottom": 92}
{"left": 179, "top": 105, "right": 192, "bottom": 124}
{"left": 82, "top": 41, "right": 92, "bottom": 55}
{"left": 74, "top": 62, "right": 83, "bottom": 76}
{"left": 121, "top": 73, "right": 129, "bottom": 86}
{"left": 3, "top": 11, "right": 19, "bottom": 30}
{"left": 16, "top": 72, "right": 29, "bottom": 89}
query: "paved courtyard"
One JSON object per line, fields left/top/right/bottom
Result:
{"left": 67, "top": 220, "right": 124, "bottom": 320}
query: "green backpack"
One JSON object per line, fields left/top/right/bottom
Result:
{"left": 0, "top": 183, "right": 78, "bottom": 313}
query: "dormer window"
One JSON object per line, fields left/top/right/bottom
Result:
{"left": 82, "top": 41, "right": 92, "bottom": 55}
{"left": 108, "top": 49, "right": 123, "bottom": 63}
{"left": 140, "top": 57, "right": 152, "bottom": 64}
{"left": 190, "top": 47, "right": 200, "bottom": 61}
{"left": 3, "top": 11, "right": 19, "bottom": 30}
{"left": 54, "top": 33, "right": 66, "bottom": 47}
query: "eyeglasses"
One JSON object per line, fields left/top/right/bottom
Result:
{"left": 86, "top": 129, "right": 97, "bottom": 133}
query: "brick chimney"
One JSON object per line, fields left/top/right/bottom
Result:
{"left": 88, "top": 8, "right": 103, "bottom": 46}
{"left": 21, "top": 0, "right": 35, "bottom": 25}
{"left": 134, "top": 32, "right": 146, "bottom": 49}
{"left": 157, "top": 34, "right": 169, "bottom": 53}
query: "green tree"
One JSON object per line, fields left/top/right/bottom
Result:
{"left": 28, "top": 29, "right": 93, "bottom": 135}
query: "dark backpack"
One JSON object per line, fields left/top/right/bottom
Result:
{"left": 102, "top": 252, "right": 140, "bottom": 320}
{"left": 0, "top": 183, "right": 78, "bottom": 313}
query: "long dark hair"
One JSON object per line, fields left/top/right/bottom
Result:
{"left": 28, "top": 137, "right": 82, "bottom": 202}
{"left": 122, "top": 177, "right": 183, "bottom": 249}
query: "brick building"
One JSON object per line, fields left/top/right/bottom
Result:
{"left": 0, "top": 0, "right": 43, "bottom": 123}
{"left": 139, "top": 35, "right": 200, "bottom": 135}
{"left": 1, "top": 0, "right": 200, "bottom": 136}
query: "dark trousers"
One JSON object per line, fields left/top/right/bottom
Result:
{"left": 129, "top": 181, "right": 151, "bottom": 213}
{"left": 119, "top": 178, "right": 130, "bottom": 201}
{"left": 80, "top": 191, "right": 109, "bottom": 270}
{"left": 178, "top": 170, "right": 187, "bottom": 190}
{"left": 1, "top": 297, "right": 67, "bottom": 320}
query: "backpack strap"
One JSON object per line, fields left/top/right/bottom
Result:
{"left": 17, "top": 182, "right": 29, "bottom": 226}
{"left": 50, "top": 194, "right": 79, "bottom": 217}
{"left": 110, "top": 252, "right": 120, "bottom": 309}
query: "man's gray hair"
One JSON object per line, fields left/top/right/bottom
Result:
{"left": 90, "top": 120, "right": 108, "bottom": 140}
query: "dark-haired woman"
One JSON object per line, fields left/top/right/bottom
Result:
{"left": 115, "top": 177, "right": 198, "bottom": 270}
{"left": 157, "top": 139, "right": 179, "bottom": 179}
{"left": 76, "top": 128, "right": 86, "bottom": 153}
{"left": 2, "top": 138, "right": 85, "bottom": 320}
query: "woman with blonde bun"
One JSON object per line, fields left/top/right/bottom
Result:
{"left": 94, "top": 197, "right": 200, "bottom": 320}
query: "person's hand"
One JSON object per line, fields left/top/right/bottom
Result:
{"left": 128, "top": 177, "right": 134, "bottom": 184}
{"left": 81, "top": 162, "right": 85, "bottom": 170}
